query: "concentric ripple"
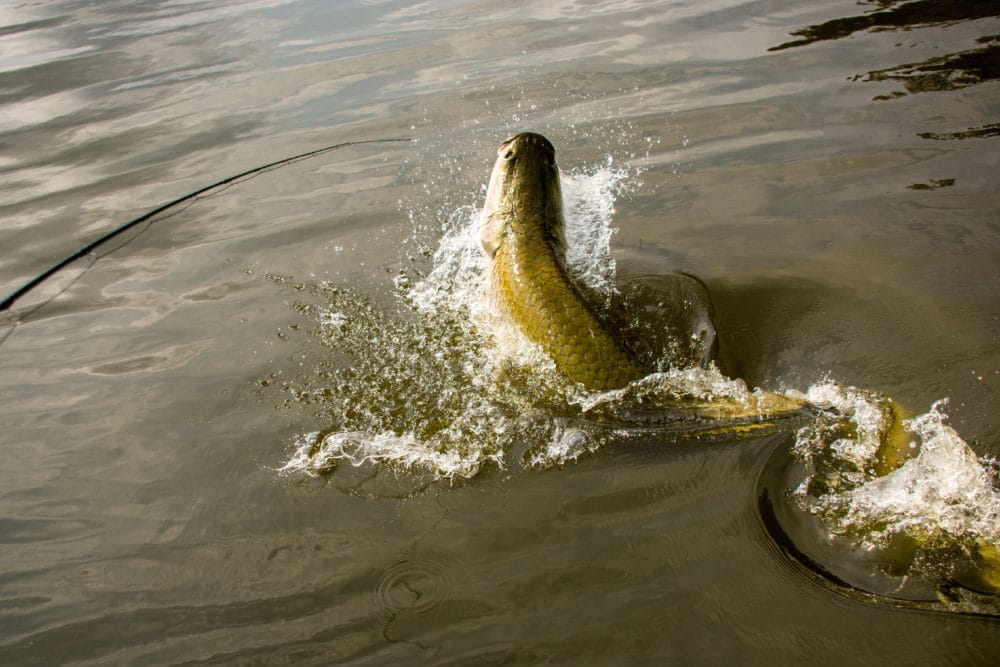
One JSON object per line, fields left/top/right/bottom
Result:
{"left": 369, "top": 551, "right": 458, "bottom": 626}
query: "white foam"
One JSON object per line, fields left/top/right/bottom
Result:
{"left": 279, "top": 430, "right": 500, "bottom": 480}
{"left": 575, "top": 365, "right": 753, "bottom": 413}
{"left": 561, "top": 166, "right": 629, "bottom": 295}
{"left": 407, "top": 203, "right": 487, "bottom": 317}
{"left": 789, "top": 380, "right": 893, "bottom": 473}
{"left": 524, "top": 422, "right": 599, "bottom": 469}
{"left": 792, "top": 385, "right": 1000, "bottom": 552}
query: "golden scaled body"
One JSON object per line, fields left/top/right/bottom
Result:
{"left": 480, "top": 133, "right": 643, "bottom": 391}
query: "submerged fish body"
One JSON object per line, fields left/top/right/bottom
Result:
{"left": 480, "top": 132, "right": 644, "bottom": 391}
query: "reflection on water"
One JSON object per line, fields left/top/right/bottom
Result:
{"left": 772, "top": 0, "right": 1000, "bottom": 139}
{"left": 906, "top": 177, "right": 954, "bottom": 190}
{"left": 863, "top": 33, "right": 1000, "bottom": 101}
{"left": 918, "top": 122, "right": 1000, "bottom": 140}
{"left": 770, "top": 0, "right": 999, "bottom": 52}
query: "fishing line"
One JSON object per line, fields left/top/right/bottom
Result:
{"left": 0, "top": 137, "right": 414, "bottom": 345}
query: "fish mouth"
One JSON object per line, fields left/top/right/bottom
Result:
{"left": 497, "top": 132, "right": 555, "bottom": 161}
{"left": 480, "top": 132, "right": 563, "bottom": 258}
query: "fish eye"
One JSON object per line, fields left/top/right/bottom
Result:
{"left": 504, "top": 150, "right": 514, "bottom": 159}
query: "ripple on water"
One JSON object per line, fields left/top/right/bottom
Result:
{"left": 367, "top": 547, "right": 463, "bottom": 646}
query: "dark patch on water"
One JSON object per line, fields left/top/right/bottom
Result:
{"left": 769, "top": 1, "right": 999, "bottom": 52}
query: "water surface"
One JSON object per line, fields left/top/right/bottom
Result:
{"left": 1, "top": 0, "right": 999, "bottom": 663}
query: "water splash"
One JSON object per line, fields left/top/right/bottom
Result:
{"left": 280, "top": 430, "right": 501, "bottom": 481}
{"left": 562, "top": 164, "right": 633, "bottom": 296}
{"left": 273, "top": 164, "right": 636, "bottom": 483}
{"left": 780, "top": 381, "right": 1000, "bottom": 605}
{"left": 791, "top": 384, "right": 1000, "bottom": 552}
{"left": 269, "top": 140, "right": 1000, "bottom": 601}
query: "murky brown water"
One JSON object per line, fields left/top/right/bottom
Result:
{"left": 2, "top": 1, "right": 998, "bottom": 664}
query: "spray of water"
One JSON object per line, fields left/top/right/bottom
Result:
{"left": 788, "top": 382, "right": 1000, "bottom": 593}
{"left": 269, "top": 139, "right": 999, "bottom": 598}
{"left": 273, "top": 166, "right": 637, "bottom": 482}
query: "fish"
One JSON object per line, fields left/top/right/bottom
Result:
{"left": 479, "top": 131, "right": 813, "bottom": 424}
{"left": 480, "top": 132, "right": 644, "bottom": 391}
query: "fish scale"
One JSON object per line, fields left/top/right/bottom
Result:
{"left": 483, "top": 132, "right": 643, "bottom": 391}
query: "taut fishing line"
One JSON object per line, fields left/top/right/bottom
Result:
{"left": 0, "top": 137, "right": 414, "bottom": 346}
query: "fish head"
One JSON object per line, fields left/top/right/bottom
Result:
{"left": 480, "top": 132, "right": 565, "bottom": 258}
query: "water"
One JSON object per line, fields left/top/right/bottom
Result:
{"left": 2, "top": 0, "right": 999, "bottom": 663}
